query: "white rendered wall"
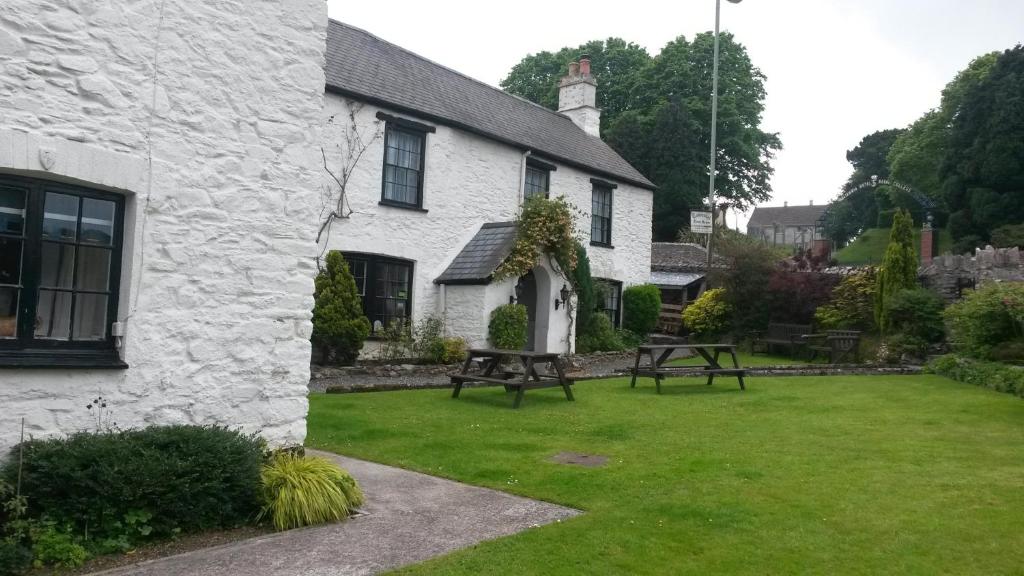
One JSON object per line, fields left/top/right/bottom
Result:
{"left": 0, "top": 0, "right": 327, "bottom": 452}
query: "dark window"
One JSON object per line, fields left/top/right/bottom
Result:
{"left": 0, "top": 175, "right": 124, "bottom": 367}
{"left": 340, "top": 252, "right": 413, "bottom": 335}
{"left": 524, "top": 165, "right": 550, "bottom": 199}
{"left": 381, "top": 124, "right": 426, "bottom": 208}
{"left": 595, "top": 279, "right": 622, "bottom": 328}
{"left": 591, "top": 183, "right": 613, "bottom": 246}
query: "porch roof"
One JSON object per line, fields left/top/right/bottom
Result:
{"left": 434, "top": 222, "right": 518, "bottom": 285}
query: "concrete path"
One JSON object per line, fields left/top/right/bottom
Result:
{"left": 90, "top": 450, "right": 578, "bottom": 576}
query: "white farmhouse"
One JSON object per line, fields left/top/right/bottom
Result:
{"left": 0, "top": 1, "right": 327, "bottom": 451}
{"left": 321, "top": 22, "right": 655, "bottom": 354}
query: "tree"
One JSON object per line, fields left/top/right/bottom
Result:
{"left": 874, "top": 209, "right": 918, "bottom": 331}
{"left": 823, "top": 129, "right": 905, "bottom": 246}
{"left": 312, "top": 252, "right": 371, "bottom": 365}
{"left": 503, "top": 32, "right": 780, "bottom": 241}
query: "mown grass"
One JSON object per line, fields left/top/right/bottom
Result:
{"left": 308, "top": 375, "right": 1024, "bottom": 575}
{"left": 834, "top": 228, "right": 952, "bottom": 265}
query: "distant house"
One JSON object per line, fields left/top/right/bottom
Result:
{"left": 746, "top": 203, "right": 829, "bottom": 250}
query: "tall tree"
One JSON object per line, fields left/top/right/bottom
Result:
{"left": 823, "top": 129, "right": 904, "bottom": 246}
{"left": 874, "top": 209, "right": 918, "bottom": 331}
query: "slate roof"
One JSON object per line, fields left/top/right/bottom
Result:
{"left": 324, "top": 20, "right": 655, "bottom": 190}
{"left": 746, "top": 204, "right": 830, "bottom": 228}
{"left": 651, "top": 242, "right": 724, "bottom": 272}
{"left": 435, "top": 222, "right": 518, "bottom": 285}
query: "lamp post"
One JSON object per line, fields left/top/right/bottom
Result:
{"left": 705, "top": 0, "right": 743, "bottom": 274}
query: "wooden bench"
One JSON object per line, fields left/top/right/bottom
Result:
{"left": 630, "top": 344, "right": 746, "bottom": 394}
{"left": 751, "top": 323, "right": 812, "bottom": 356}
{"left": 451, "top": 349, "right": 574, "bottom": 409}
{"left": 803, "top": 330, "right": 861, "bottom": 364}
{"left": 656, "top": 303, "right": 684, "bottom": 334}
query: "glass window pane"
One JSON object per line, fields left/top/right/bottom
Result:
{"left": 0, "top": 286, "right": 17, "bottom": 339}
{"left": 76, "top": 247, "right": 111, "bottom": 292}
{"left": 0, "top": 187, "right": 26, "bottom": 235}
{"left": 80, "top": 198, "right": 115, "bottom": 246}
{"left": 0, "top": 237, "right": 22, "bottom": 286}
{"left": 40, "top": 242, "right": 75, "bottom": 289}
{"left": 73, "top": 293, "right": 108, "bottom": 340}
{"left": 35, "top": 289, "right": 71, "bottom": 340}
{"left": 42, "top": 192, "right": 79, "bottom": 242}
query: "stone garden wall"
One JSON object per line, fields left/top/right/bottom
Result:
{"left": 920, "top": 247, "right": 1024, "bottom": 301}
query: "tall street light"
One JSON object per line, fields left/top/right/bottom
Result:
{"left": 706, "top": 0, "right": 742, "bottom": 274}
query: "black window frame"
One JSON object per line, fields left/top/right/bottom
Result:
{"left": 377, "top": 112, "right": 434, "bottom": 211}
{"left": 524, "top": 158, "right": 555, "bottom": 200}
{"left": 590, "top": 178, "right": 616, "bottom": 247}
{"left": 0, "top": 174, "right": 126, "bottom": 368}
{"left": 595, "top": 278, "right": 622, "bottom": 328}
{"left": 339, "top": 252, "right": 414, "bottom": 337}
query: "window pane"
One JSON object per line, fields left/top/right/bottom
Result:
{"left": 0, "top": 237, "right": 22, "bottom": 286}
{"left": 35, "top": 289, "right": 71, "bottom": 340}
{"left": 0, "top": 187, "right": 25, "bottom": 235}
{"left": 383, "top": 127, "right": 423, "bottom": 205}
{"left": 80, "top": 198, "right": 115, "bottom": 246}
{"left": 0, "top": 286, "right": 17, "bottom": 339}
{"left": 76, "top": 247, "right": 111, "bottom": 292}
{"left": 73, "top": 293, "right": 108, "bottom": 340}
{"left": 42, "top": 192, "right": 79, "bottom": 241}
{"left": 40, "top": 242, "right": 75, "bottom": 289}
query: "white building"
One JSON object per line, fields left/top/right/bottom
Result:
{"left": 0, "top": 0, "right": 327, "bottom": 451}
{"left": 320, "top": 22, "right": 655, "bottom": 355}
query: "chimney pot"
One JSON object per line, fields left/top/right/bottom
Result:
{"left": 809, "top": 199, "right": 813, "bottom": 206}
{"left": 567, "top": 61, "right": 579, "bottom": 76}
{"left": 579, "top": 55, "right": 591, "bottom": 76}
{"left": 783, "top": 201, "right": 788, "bottom": 207}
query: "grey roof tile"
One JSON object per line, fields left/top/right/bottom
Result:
{"left": 435, "top": 222, "right": 518, "bottom": 284}
{"left": 651, "top": 242, "right": 725, "bottom": 272}
{"left": 325, "top": 20, "right": 655, "bottom": 190}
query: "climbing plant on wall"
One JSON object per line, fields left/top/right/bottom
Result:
{"left": 494, "top": 196, "right": 579, "bottom": 282}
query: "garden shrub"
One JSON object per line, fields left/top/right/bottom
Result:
{"left": 488, "top": 304, "right": 528, "bottom": 349}
{"left": 0, "top": 540, "right": 31, "bottom": 576}
{"left": 312, "top": 251, "right": 371, "bottom": 365}
{"left": 622, "top": 284, "right": 661, "bottom": 337}
{"left": 29, "top": 524, "right": 88, "bottom": 569}
{"left": 378, "top": 319, "right": 413, "bottom": 361}
{"left": 682, "top": 288, "right": 731, "bottom": 341}
{"left": 441, "top": 337, "right": 467, "bottom": 363}
{"left": 576, "top": 314, "right": 624, "bottom": 353}
{"left": 991, "top": 223, "right": 1024, "bottom": 248}
{"left": 927, "top": 354, "right": 1024, "bottom": 398}
{"left": 710, "top": 236, "right": 780, "bottom": 335}
{"left": 814, "top": 268, "right": 877, "bottom": 331}
{"left": 412, "top": 315, "right": 446, "bottom": 363}
{"left": 765, "top": 271, "right": 839, "bottom": 325}
{"left": 2, "top": 425, "right": 265, "bottom": 546}
{"left": 944, "top": 282, "right": 1024, "bottom": 359}
{"left": 259, "top": 453, "right": 363, "bottom": 531}
{"left": 886, "top": 288, "right": 945, "bottom": 343}
{"left": 989, "top": 338, "right": 1024, "bottom": 365}
{"left": 571, "top": 243, "right": 599, "bottom": 348}
{"left": 880, "top": 333, "right": 930, "bottom": 363}
{"left": 875, "top": 209, "right": 918, "bottom": 331}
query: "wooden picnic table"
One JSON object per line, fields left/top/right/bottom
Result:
{"left": 451, "top": 348, "right": 574, "bottom": 409}
{"left": 630, "top": 343, "right": 746, "bottom": 394}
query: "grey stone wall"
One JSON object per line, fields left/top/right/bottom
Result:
{"left": 920, "top": 247, "right": 1024, "bottom": 301}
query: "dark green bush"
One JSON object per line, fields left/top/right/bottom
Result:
{"left": 412, "top": 315, "right": 446, "bottom": 363}
{"left": 814, "top": 268, "right": 878, "bottom": 332}
{"left": 488, "top": 304, "right": 528, "bottom": 349}
{"left": 876, "top": 209, "right": 896, "bottom": 228}
{"left": 882, "top": 333, "right": 930, "bottom": 363}
{"left": 944, "top": 282, "right": 1024, "bottom": 359}
{"left": 991, "top": 223, "right": 1024, "bottom": 249}
{"left": 0, "top": 540, "right": 31, "bottom": 576}
{"left": 571, "top": 243, "right": 597, "bottom": 346}
{"left": 622, "top": 284, "right": 661, "bottom": 337}
{"left": 312, "top": 251, "right": 371, "bottom": 365}
{"left": 2, "top": 425, "right": 265, "bottom": 545}
{"left": 576, "top": 313, "right": 624, "bottom": 353}
{"left": 886, "top": 288, "right": 945, "bottom": 343}
{"left": 951, "top": 234, "right": 984, "bottom": 255}
{"left": 990, "top": 338, "right": 1024, "bottom": 365}
{"left": 927, "top": 354, "right": 1024, "bottom": 398}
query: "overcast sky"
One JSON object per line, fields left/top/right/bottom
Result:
{"left": 325, "top": 0, "right": 1024, "bottom": 230}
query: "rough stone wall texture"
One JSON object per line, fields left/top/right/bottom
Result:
{"left": 0, "top": 0, "right": 327, "bottom": 452}
{"left": 920, "top": 247, "right": 1024, "bottom": 301}
{"left": 321, "top": 96, "right": 652, "bottom": 354}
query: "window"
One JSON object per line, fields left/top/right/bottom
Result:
{"left": 595, "top": 279, "right": 622, "bottom": 328}
{"left": 590, "top": 180, "right": 615, "bottom": 246}
{"left": 340, "top": 253, "right": 413, "bottom": 335}
{"left": 524, "top": 161, "right": 552, "bottom": 199}
{"left": 0, "top": 175, "right": 124, "bottom": 367}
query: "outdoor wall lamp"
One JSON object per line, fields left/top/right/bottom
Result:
{"left": 554, "top": 283, "right": 570, "bottom": 310}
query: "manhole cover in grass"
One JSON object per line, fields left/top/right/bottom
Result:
{"left": 549, "top": 451, "right": 608, "bottom": 468}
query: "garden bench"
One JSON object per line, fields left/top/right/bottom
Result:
{"left": 630, "top": 343, "right": 746, "bottom": 394}
{"left": 656, "top": 303, "right": 684, "bottom": 334}
{"left": 751, "top": 323, "right": 813, "bottom": 356}
{"left": 803, "top": 330, "right": 861, "bottom": 364}
{"left": 451, "top": 349, "right": 574, "bottom": 409}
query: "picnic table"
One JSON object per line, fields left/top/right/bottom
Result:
{"left": 630, "top": 343, "right": 746, "bottom": 394}
{"left": 451, "top": 348, "right": 574, "bottom": 409}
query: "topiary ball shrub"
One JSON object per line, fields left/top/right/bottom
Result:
{"left": 622, "top": 284, "right": 661, "bottom": 338}
{"left": 259, "top": 453, "right": 364, "bottom": 531}
{"left": 489, "top": 304, "right": 528, "bottom": 349}
{"left": 312, "top": 251, "right": 372, "bottom": 365}
{"left": 2, "top": 425, "right": 265, "bottom": 545}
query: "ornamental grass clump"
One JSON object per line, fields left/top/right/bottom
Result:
{"left": 259, "top": 453, "right": 364, "bottom": 532}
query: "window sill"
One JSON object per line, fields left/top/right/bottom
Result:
{"left": 378, "top": 200, "right": 428, "bottom": 213}
{"left": 0, "top": 349, "right": 128, "bottom": 369}
{"left": 590, "top": 241, "right": 614, "bottom": 249}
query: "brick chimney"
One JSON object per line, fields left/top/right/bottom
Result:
{"left": 558, "top": 55, "right": 600, "bottom": 137}
{"left": 920, "top": 216, "right": 936, "bottom": 265}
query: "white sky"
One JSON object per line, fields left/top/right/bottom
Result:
{"left": 325, "top": 0, "right": 1024, "bottom": 230}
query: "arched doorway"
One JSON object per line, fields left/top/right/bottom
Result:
{"left": 519, "top": 271, "right": 537, "bottom": 350}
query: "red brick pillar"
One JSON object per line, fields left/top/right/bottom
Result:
{"left": 921, "top": 226, "right": 935, "bottom": 264}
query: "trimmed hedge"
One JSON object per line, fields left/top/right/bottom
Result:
{"left": 926, "top": 354, "right": 1024, "bottom": 398}
{"left": 488, "top": 304, "right": 528, "bottom": 349}
{"left": 622, "top": 284, "right": 661, "bottom": 337}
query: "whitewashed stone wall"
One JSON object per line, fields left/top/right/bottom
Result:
{"left": 0, "top": 0, "right": 327, "bottom": 452}
{"left": 321, "top": 96, "right": 652, "bottom": 354}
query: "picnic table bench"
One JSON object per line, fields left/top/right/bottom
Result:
{"left": 751, "top": 323, "right": 812, "bottom": 356}
{"left": 630, "top": 343, "right": 746, "bottom": 394}
{"left": 451, "top": 348, "right": 574, "bottom": 409}
{"left": 803, "top": 330, "right": 861, "bottom": 364}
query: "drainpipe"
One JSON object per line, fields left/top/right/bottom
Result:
{"left": 519, "top": 149, "right": 532, "bottom": 204}
{"left": 438, "top": 283, "right": 447, "bottom": 336}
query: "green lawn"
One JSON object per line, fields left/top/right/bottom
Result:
{"left": 834, "top": 228, "right": 952, "bottom": 265}
{"left": 308, "top": 376, "right": 1024, "bottom": 575}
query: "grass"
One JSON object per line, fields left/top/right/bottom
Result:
{"left": 308, "top": 376, "right": 1024, "bottom": 575}
{"left": 834, "top": 228, "right": 952, "bottom": 265}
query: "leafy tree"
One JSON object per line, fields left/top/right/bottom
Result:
{"left": 874, "top": 209, "right": 918, "bottom": 331}
{"left": 709, "top": 233, "right": 780, "bottom": 334}
{"left": 312, "top": 252, "right": 371, "bottom": 365}
{"left": 823, "top": 129, "right": 904, "bottom": 246}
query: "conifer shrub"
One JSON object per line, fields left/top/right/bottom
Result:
{"left": 875, "top": 209, "right": 919, "bottom": 331}
{"left": 622, "top": 284, "right": 661, "bottom": 338}
{"left": 312, "top": 252, "right": 371, "bottom": 365}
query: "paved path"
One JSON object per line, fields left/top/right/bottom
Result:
{"left": 91, "top": 450, "right": 579, "bottom": 576}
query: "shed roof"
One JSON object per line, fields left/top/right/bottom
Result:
{"left": 434, "top": 222, "right": 518, "bottom": 285}
{"left": 651, "top": 242, "right": 725, "bottom": 272}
